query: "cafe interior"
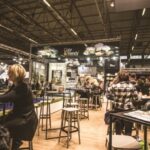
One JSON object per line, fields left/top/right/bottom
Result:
{"left": 0, "top": 0, "right": 150, "bottom": 150}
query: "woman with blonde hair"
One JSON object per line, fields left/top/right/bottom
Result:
{"left": 0, "top": 64, "right": 38, "bottom": 150}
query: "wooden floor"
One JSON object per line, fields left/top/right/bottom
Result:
{"left": 22, "top": 103, "right": 150, "bottom": 150}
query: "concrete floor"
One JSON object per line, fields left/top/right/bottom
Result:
{"left": 22, "top": 103, "right": 150, "bottom": 150}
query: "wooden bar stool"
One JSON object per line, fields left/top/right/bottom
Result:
{"left": 92, "top": 94, "right": 102, "bottom": 110}
{"left": 79, "top": 97, "right": 89, "bottom": 119}
{"left": 19, "top": 140, "right": 33, "bottom": 150}
{"left": 38, "top": 93, "right": 52, "bottom": 139}
{"left": 106, "top": 135, "right": 141, "bottom": 150}
{"left": 58, "top": 107, "right": 81, "bottom": 148}
{"left": 63, "top": 92, "right": 72, "bottom": 107}
{"left": 63, "top": 91, "right": 79, "bottom": 108}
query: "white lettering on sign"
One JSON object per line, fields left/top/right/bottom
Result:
{"left": 64, "top": 48, "right": 79, "bottom": 56}
{"left": 130, "top": 55, "right": 142, "bottom": 59}
{"left": 120, "top": 56, "right": 127, "bottom": 59}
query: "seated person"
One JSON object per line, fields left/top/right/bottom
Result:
{"left": 0, "top": 64, "right": 38, "bottom": 150}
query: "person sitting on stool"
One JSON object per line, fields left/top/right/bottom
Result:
{"left": 0, "top": 64, "right": 38, "bottom": 150}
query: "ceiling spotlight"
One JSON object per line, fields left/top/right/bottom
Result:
{"left": 43, "top": 0, "right": 51, "bottom": 8}
{"left": 110, "top": 2, "right": 115, "bottom": 7}
{"left": 18, "top": 61, "right": 22, "bottom": 65}
{"left": 65, "top": 58, "right": 68, "bottom": 62}
{"left": 87, "top": 57, "right": 90, "bottom": 62}
{"left": 135, "top": 34, "right": 138, "bottom": 40}
{"left": 84, "top": 43, "right": 87, "bottom": 47}
{"left": 13, "top": 58, "right": 16, "bottom": 61}
{"left": 19, "top": 57, "right": 23, "bottom": 61}
{"left": 112, "top": 56, "right": 118, "bottom": 60}
{"left": 142, "top": 8, "right": 146, "bottom": 16}
{"left": 70, "top": 28, "right": 78, "bottom": 36}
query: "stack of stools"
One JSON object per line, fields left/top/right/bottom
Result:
{"left": 58, "top": 107, "right": 81, "bottom": 148}
{"left": 79, "top": 97, "right": 89, "bottom": 119}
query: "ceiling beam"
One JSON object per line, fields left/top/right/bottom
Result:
{"left": 0, "top": 43, "right": 30, "bottom": 57}
{"left": 127, "top": 11, "right": 141, "bottom": 57}
{"left": 0, "top": 23, "right": 39, "bottom": 44}
{"left": 71, "top": 0, "right": 94, "bottom": 39}
{"left": 39, "top": 0, "right": 82, "bottom": 40}
{"left": 0, "top": 26, "right": 31, "bottom": 50}
{"left": 2, "top": 16, "right": 42, "bottom": 42}
{"left": 142, "top": 41, "right": 150, "bottom": 55}
{"left": 0, "top": 0, "right": 59, "bottom": 42}
{"left": 0, "top": 1, "right": 96, "bottom": 17}
{"left": 25, "top": 23, "right": 150, "bottom": 33}
{"left": 94, "top": 0, "right": 107, "bottom": 37}
{"left": 32, "top": 36, "right": 121, "bottom": 47}
{"left": 102, "top": 0, "right": 112, "bottom": 37}
{"left": 0, "top": 43, "right": 43, "bottom": 61}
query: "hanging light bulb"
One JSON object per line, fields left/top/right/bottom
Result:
{"left": 110, "top": 1, "right": 115, "bottom": 7}
{"left": 19, "top": 57, "right": 23, "bottom": 61}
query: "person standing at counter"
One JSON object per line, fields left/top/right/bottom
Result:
{"left": 0, "top": 64, "right": 38, "bottom": 150}
{"left": 108, "top": 70, "right": 139, "bottom": 135}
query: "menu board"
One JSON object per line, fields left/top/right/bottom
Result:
{"left": 124, "top": 110, "right": 150, "bottom": 122}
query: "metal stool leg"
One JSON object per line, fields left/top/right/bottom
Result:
{"left": 58, "top": 108, "right": 81, "bottom": 148}
{"left": 29, "top": 141, "right": 33, "bottom": 150}
{"left": 67, "top": 111, "right": 71, "bottom": 148}
{"left": 77, "top": 111, "right": 81, "bottom": 144}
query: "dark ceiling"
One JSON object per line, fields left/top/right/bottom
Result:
{"left": 0, "top": 0, "right": 150, "bottom": 62}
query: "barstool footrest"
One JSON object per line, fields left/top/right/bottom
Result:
{"left": 61, "top": 126, "right": 79, "bottom": 133}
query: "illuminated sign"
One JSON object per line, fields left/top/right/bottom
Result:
{"left": 64, "top": 48, "right": 79, "bottom": 57}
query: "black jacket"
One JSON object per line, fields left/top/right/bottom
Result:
{"left": 0, "top": 82, "right": 38, "bottom": 140}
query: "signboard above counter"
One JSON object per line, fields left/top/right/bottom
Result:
{"left": 31, "top": 43, "right": 119, "bottom": 60}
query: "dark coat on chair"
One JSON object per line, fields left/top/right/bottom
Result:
{"left": 0, "top": 82, "right": 38, "bottom": 140}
